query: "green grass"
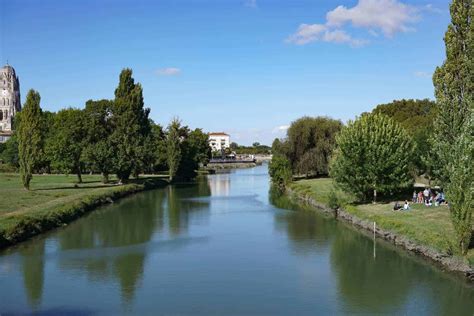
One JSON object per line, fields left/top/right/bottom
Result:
{"left": 289, "top": 178, "right": 474, "bottom": 267}
{"left": 0, "top": 173, "right": 168, "bottom": 248}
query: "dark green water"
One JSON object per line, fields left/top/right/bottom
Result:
{"left": 1, "top": 165, "right": 473, "bottom": 315}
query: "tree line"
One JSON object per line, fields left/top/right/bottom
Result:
{"left": 1, "top": 69, "right": 210, "bottom": 188}
{"left": 270, "top": 0, "right": 472, "bottom": 255}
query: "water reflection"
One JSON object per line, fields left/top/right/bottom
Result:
{"left": 1, "top": 166, "right": 473, "bottom": 314}
{"left": 271, "top": 185, "right": 474, "bottom": 314}
{"left": 4, "top": 179, "right": 211, "bottom": 309}
{"left": 271, "top": 189, "right": 335, "bottom": 254}
{"left": 20, "top": 240, "right": 45, "bottom": 309}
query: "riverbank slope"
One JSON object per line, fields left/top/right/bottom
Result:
{"left": 287, "top": 178, "right": 474, "bottom": 281}
{"left": 0, "top": 173, "right": 168, "bottom": 249}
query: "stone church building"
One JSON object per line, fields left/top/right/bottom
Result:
{"left": 0, "top": 64, "right": 21, "bottom": 143}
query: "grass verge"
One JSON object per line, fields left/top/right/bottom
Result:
{"left": 289, "top": 178, "right": 474, "bottom": 268}
{"left": 0, "top": 173, "right": 168, "bottom": 249}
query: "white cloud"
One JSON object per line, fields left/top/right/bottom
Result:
{"left": 287, "top": 0, "right": 419, "bottom": 46}
{"left": 244, "top": 0, "right": 257, "bottom": 8}
{"left": 414, "top": 71, "right": 431, "bottom": 78}
{"left": 286, "top": 24, "right": 326, "bottom": 45}
{"left": 156, "top": 67, "right": 181, "bottom": 76}
{"left": 286, "top": 24, "right": 366, "bottom": 46}
{"left": 326, "top": 0, "right": 419, "bottom": 37}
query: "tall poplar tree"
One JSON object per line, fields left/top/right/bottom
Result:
{"left": 17, "top": 89, "right": 43, "bottom": 190}
{"left": 111, "top": 69, "right": 151, "bottom": 183}
{"left": 432, "top": 0, "right": 473, "bottom": 182}
{"left": 433, "top": 0, "right": 473, "bottom": 254}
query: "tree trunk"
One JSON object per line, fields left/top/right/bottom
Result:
{"left": 77, "top": 166, "right": 82, "bottom": 183}
{"left": 102, "top": 172, "right": 109, "bottom": 184}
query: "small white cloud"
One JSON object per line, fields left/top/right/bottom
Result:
{"left": 287, "top": 0, "right": 419, "bottom": 46}
{"left": 414, "top": 71, "right": 431, "bottom": 78}
{"left": 156, "top": 67, "right": 181, "bottom": 76}
{"left": 244, "top": 0, "right": 257, "bottom": 8}
{"left": 286, "top": 23, "right": 327, "bottom": 45}
{"left": 286, "top": 24, "right": 366, "bottom": 46}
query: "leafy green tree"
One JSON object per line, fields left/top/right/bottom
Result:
{"left": 432, "top": 0, "right": 473, "bottom": 254}
{"left": 17, "top": 89, "right": 43, "bottom": 190}
{"left": 372, "top": 99, "right": 437, "bottom": 176}
{"left": 175, "top": 128, "right": 211, "bottom": 180}
{"left": 47, "top": 108, "right": 87, "bottom": 183}
{"left": 269, "top": 155, "right": 292, "bottom": 189}
{"left": 432, "top": 0, "right": 473, "bottom": 183}
{"left": 166, "top": 118, "right": 182, "bottom": 181}
{"left": 35, "top": 111, "right": 56, "bottom": 173}
{"left": 82, "top": 99, "right": 115, "bottom": 183}
{"left": 0, "top": 134, "right": 19, "bottom": 168}
{"left": 330, "top": 113, "right": 415, "bottom": 202}
{"left": 444, "top": 115, "right": 473, "bottom": 254}
{"left": 110, "top": 69, "right": 151, "bottom": 183}
{"left": 189, "top": 128, "right": 211, "bottom": 166}
{"left": 149, "top": 122, "right": 167, "bottom": 172}
{"left": 286, "top": 116, "right": 342, "bottom": 177}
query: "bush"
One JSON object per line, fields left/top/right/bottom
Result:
{"left": 269, "top": 155, "right": 292, "bottom": 188}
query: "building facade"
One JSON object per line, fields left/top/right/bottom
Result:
{"left": 0, "top": 64, "right": 21, "bottom": 143}
{"left": 209, "top": 132, "right": 230, "bottom": 152}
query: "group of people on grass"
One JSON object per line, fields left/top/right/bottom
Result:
{"left": 413, "top": 188, "right": 446, "bottom": 207}
{"left": 393, "top": 187, "right": 446, "bottom": 211}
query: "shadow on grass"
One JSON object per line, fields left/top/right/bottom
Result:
{"left": 34, "top": 184, "right": 118, "bottom": 191}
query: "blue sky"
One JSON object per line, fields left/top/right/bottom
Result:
{"left": 1, "top": 0, "right": 450, "bottom": 145}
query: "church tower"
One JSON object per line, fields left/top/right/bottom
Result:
{"left": 0, "top": 64, "right": 21, "bottom": 142}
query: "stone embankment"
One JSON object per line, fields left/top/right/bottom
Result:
{"left": 287, "top": 188, "right": 474, "bottom": 282}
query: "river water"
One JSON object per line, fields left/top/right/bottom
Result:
{"left": 0, "top": 164, "right": 473, "bottom": 315}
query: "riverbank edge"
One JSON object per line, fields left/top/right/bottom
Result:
{"left": 0, "top": 178, "right": 168, "bottom": 250}
{"left": 286, "top": 187, "right": 474, "bottom": 282}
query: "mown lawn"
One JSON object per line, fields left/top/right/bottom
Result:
{"left": 0, "top": 173, "right": 168, "bottom": 235}
{"left": 289, "top": 178, "right": 474, "bottom": 267}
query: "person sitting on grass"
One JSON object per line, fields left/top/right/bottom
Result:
{"left": 393, "top": 201, "right": 402, "bottom": 211}
{"left": 404, "top": 200, "right": 410, "bottom": 211}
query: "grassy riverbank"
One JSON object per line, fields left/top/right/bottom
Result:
{"left": 289, "top": 178, "right": 474, "bottom": 268}
{"left": 0, "top": 173, "right": 168, "bottom": 249}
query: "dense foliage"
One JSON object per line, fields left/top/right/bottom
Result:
{"left": 47, "top": 108, "right": 87, "bottom": 183}
{"left": 229, "top": 142, "right": 271, "bottom": 155}
{"left": 82, "top": 99, "right": 115, "bottom": 183}
{"left": 372, "top": 99, "right": 436, "bottom": 175}
{"left": 330, "top": 113, "right": 415, "bottom": 202}
{"left": 432, "top": 0, "right": 473, "bottom": 254}
{"left": 273, "top": 116, "right": 342, "bottom": 177}
{"left": 0, "top": 69, "right": 209, "bottom": 184}
{"left": 17, "top": 90, "right": 44, "bottom": 190}
{"left": 111, "top": 69, "right": 152, "bottom": 183}
{"left": 268, "top": 155, "right": 292, "bottom": 189}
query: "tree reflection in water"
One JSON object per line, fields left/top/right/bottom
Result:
{"left": 16, "top": 178, "right": 211, "bottom": 309}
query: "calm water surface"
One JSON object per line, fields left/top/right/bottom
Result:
{"left": 1, "top": 165, "right": 473, "bottom": 315}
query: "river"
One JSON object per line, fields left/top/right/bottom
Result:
{"left": 0, "top": 164, "right": 473, "bottom": 315}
